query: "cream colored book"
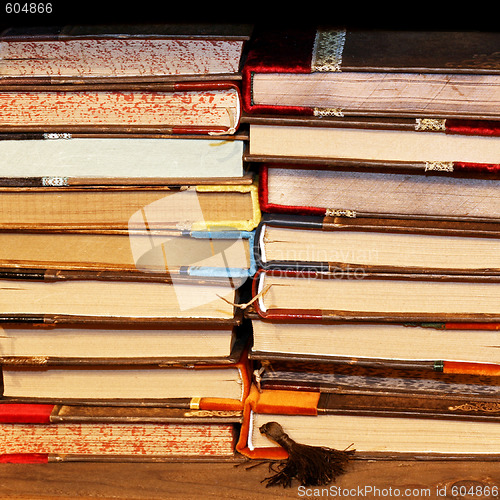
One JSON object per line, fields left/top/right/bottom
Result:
{"left": 0, "top": 277, "right": 237, "bottom": 322}
{"left": 251, "top": 320, "right": 500, "bottom": 366}
{"left": 0, "top": 135, "right": 245, "bottom": 180}
{"left": 2, "top": 364, "right": 247, "bottom": 401}
{"left": 254, "top": 269, "right": 500, "bottom": 322}
{"left": 248, "top": 123, "right": 500, "bottom": 165}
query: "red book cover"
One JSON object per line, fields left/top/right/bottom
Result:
{"left": 258, "top": 164, "right": 500, "bottom": 221}
{"left": 242, "top": 28, "right": 500, "bottom": 120}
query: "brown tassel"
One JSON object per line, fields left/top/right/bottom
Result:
{"left": 259, "top": 421, "right": 354, "bottom": 488}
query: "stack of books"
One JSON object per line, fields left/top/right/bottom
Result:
{"left": 237, "top": 27, "right": 500, "bottom": 463}
{"left": 0, "top": 24, "right": 259, "bottom": 463}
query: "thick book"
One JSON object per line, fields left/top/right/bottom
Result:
{"left": 249, "top": 317, "right": 500, "bottom": 375}
{"left": 0, "top": 273, "right": 241, "bottom": 325}
{"left": 0, "top": 229, "right": 256, "bottom": 279}
{"left": 0, "top": 133, "right": 246, "bottom": 182}
{"left": 0, "top": 82, "right": 242, "bottom": 135}
{"left": 242, "top": 28, "right": 500, "bottom": 119}
{"left": 0, "top": 403, "right": 244, "bottom": 463}
{"left": 236, "top": 385, "right": 500, "bottom": 460}
{"left": 0, "top": 315, "right": 249, "bottom": 366}
{"left": 245, "top": 116, "right": 500, "bottom": 172}
{"left": 0, "top": 345, "right": 251, "bottom": 403}
{"left": 252, "top": 268, "right": 500, "bottom": 323}
{"left": 260, "top": 164, "right": 500, "bottom": 222}
{"left": 0, "top": 181, "right": 260, "bottom": 232}
{"left": 0, "top": 24, "right": 252, "bottom": 83}
{"left": 255, "top": 214, "right": 500, "bottom": 274}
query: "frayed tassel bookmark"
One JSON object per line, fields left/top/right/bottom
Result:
{"left": 259, "top": 421, "right": 355, "bottom": 488}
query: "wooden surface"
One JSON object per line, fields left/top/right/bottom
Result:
{"left": 1, "top": 460, "right": 500, "bottom": 499}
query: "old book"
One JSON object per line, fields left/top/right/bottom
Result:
{"left": 0, "top": 229, "right": 256, "bottom": 278}
{"left": 242, "top": 28, "right": 500, "bottom": 119}
{"left": 255, "top": 214, "right": 500, "bottom": 274}
{"left": 0, "top": 403, "right": 243, "bottom": 463}
{"left": 237, "top": 385, "right": 500, "bottom": 459}
{"left": 1, "top": 362, "right": 250, "bottom": 403}
{"left": 0, "top": 181, "right": 260, "bottom": 232}
{"left": 0, "top": 318, "right": 249, "bottom": 365}
{"left": 0, "top": 273, "right": 239, "bottom": 324}
{"left": 260, "top": 165, "right": 500, "bottom": 222}
{"left": 254, "top": 359, "right": 500, "bottom": 395}
{"left": 0, "top": 133, "right": 246, "bottom": 182}
{"left": 250, "top": 318, "right": 500, "bottom": 371}
{"left": 1, "top": 346, "right": 251, "bottom": 402}
{"left": 245, "top": 116, "right": 500, "bottom": 171}
{"left": 253, "top": 269, "right": 500, "bottom": 323}
{"left": 0, "top": 82, "right": 241, "bottom": 134}
{"left": 0, "top": 24, "right": 252, "bottom": 82}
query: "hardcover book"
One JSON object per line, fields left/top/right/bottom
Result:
{"left": 0, "top": 181, "right": 260, "bottom": 232}
{"left": 252, "top": 268, "right": 500, "bottom": 323}
{"left": 245, "top": 116, "right": 500, "bottom": 172}
{"left": 249, "top": 318, "right": 500, "bottom": 374}
{"left": 242, "top": 28, "right": 500, "bottom": 119}
{"left": 260, "top": 164, "right": 500, "bottom": 222}
{"left": 0, "top": 403, "right": 244, "bottom": 463}
{"left": 0, "top": 344, "right": 251, "bottom": 403}
{"left": 254, "top": 359, "right": 500, "bottom": 394}
{"left": 0, "top": 273, "right": 240, "bottom": 325}
{"left": 0, "top": 24, "right": 253, "bottom": 83}
{"left": 0, "top": 132, "right": 247, "bottom": 182}
{"left": 0, "top": 316, "right": 248, "bottom": 365}
{"left": 0, "top": 82, "right": 242, "bottom": 135}
{"left": 237, "top": 385, "right": 500, "bottom": 460}
{"left": 255, "top": 214, "right": 500, "bottom": 274}
{"left": 0, "top": 229, "right": 256, "bottom": 279}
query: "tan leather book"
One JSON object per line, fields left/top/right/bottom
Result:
{"left": 0, "top": 181, "right": 260, "bottom": 233}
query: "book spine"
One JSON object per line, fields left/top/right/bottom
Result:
{"left": 0, "top": 403, "right": 55, "bottom": 423}
{"left": 0, "top": 454, "right": 48, "bottom": 463}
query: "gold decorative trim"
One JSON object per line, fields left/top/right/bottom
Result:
{"left": 42, "top": 176, "right": 69, "bottom": 187}
{"left": 43, "top": 132, "right": 72, "bottom": 140}
{"left": 424, "top": 161, "right": 454, "bottom": 172}
{"left": 313, "top": 107, "right": 344, "bottom": 117}
{"left": 326, "top": 208, "right": 356, "bottom": 218}
{"left": 189, "top": 397, "right": 202, "bottom": 410}
{"left": 185, "top": 410, "right": 242, "bottom": 418}
{"left": 415, "top": 118, "right": 446, "bottom": 132}
{"left": 449, "top": 402, "right": 500, "bottom": 413}
{"left": 311, "top": 28, "right": 346, "bottom": 72}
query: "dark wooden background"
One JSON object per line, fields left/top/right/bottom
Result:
{"left": 1, "top": 460, "right": 500, "bottom": 499}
